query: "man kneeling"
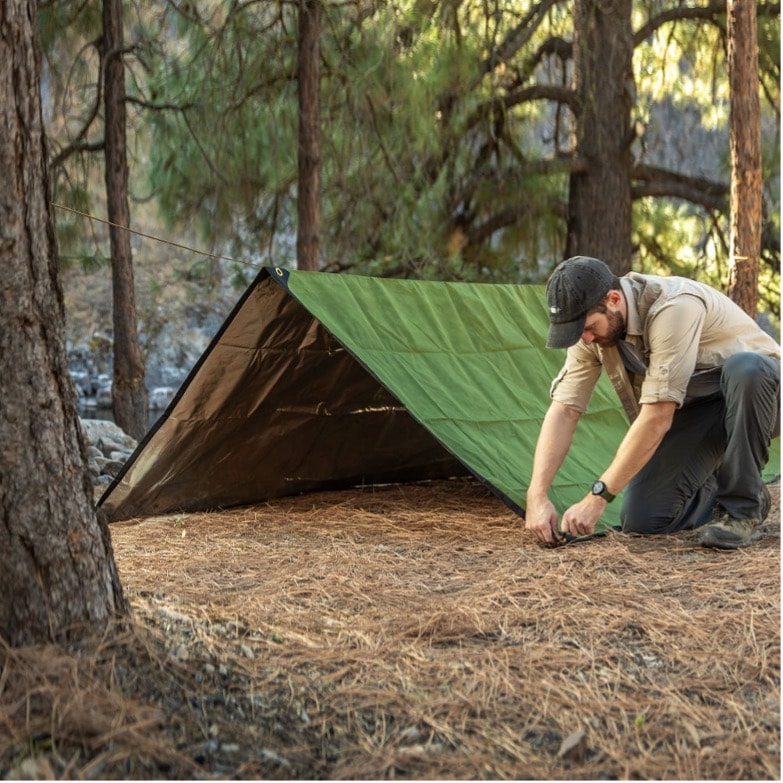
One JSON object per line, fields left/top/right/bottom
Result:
{"left": 525, "top": 256, "right": 780, "bottom": 550}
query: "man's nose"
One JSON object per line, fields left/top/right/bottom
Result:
{"left": 581, "top": 331, "right": 594, "bottom": 344}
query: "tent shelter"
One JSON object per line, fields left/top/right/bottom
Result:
{"left": 98, "top": 267, "right": 779, "bottom": 526}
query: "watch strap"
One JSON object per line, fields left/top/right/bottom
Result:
{"left": 592, "top": 480, "right": 616, "bottom": 503}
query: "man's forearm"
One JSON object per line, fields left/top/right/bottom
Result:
{"left": 600, "top": 402, "right": 677, "bottom": 494}
{"left": 527, "top": 401, "right": 581, "bottom": 500}
{"left": 559, "top": 401, "right": 678, "bottom": 537}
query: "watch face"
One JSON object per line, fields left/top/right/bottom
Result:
{"left": 592, "top": 480, "right": 606, "bottom": 495}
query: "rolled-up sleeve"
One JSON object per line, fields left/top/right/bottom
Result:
{"left": 550, "top": 342, "right": 603, "bottom": 413}
{"left": 640, "top": 296, "right": 706, "bottom": 407}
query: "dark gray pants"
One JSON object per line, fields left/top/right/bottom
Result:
{"left": 621, "top": 352, "right": 781, "bottom": 534}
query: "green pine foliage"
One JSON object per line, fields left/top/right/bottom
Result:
{"left": 40, "top": 0, "right": 780, "bottom": 323}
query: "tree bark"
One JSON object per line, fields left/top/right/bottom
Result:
{"left": 297, "top": 0, "right": 321, "bottom": 271}
{"left": 104, "top": 0, "right": 148, "bottom": 438}
{"left": 565, "top": 0, "right": 635, "bottom": 275}
{"left": 0, "top": 0, "right": 127, "bottom": 646}
{"left": 726, "top": 0, "right": 762, "bottom": 317}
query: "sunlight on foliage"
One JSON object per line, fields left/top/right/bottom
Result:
{"left": 38, "top": 0, "right": 778, "bottom": 308}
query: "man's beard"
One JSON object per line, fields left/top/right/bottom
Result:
{"left": 594, "top": 309, "right": 626, "bottom": 348}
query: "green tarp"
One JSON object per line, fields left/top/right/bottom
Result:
{"left": 99, "top": 266, "right": 780, "bottom": 526}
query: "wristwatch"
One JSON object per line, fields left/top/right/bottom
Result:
{"left": 591, "top": 480, "right": 616, "bottom": 503}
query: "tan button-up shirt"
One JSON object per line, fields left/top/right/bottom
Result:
{"left": 550, "top": 273, "right": 781, "bottom": 422}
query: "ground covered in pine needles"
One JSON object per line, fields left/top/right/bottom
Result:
{"left": 0, "top": 478, "right": 779, "bottom": 780}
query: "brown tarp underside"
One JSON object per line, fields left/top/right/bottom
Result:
{"left": 100, "top": 273, "right": 467, "bottom": 521}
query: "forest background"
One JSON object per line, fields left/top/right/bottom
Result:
{"left": 0, "top": 2, "right": 779, "bottom": 775}
{"left": 40, "top": 0, "right": 780, "bottom": 437}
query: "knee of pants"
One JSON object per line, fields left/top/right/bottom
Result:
{"left": 619, "top": 490, "right": 705, "bottom": 535}
{"left": 620, "top": 496, "right": 666, "bottom": 535}
{"left": 621, "top": 512, "right": 667, "bottom": 535}
{"left": 721, "top": 352, "right": 780, "bottom": 393}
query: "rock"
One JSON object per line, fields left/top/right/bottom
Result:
{"left": 102, "top": 459, "right": 126, "bottom": 476}
{"left": 97, "top": 437, "right": 125, "bottom": 455}
{"left": 79, "top": 418, "right": 136, "bottom": 450}
{"left": 79, "top": 418, "right": 137, "bottom": 489}
{"left": 558, "top": 728, "right": 588, "bottom": 762}
{"left": 6, "top": 756, "right": 55, "bottom": 780}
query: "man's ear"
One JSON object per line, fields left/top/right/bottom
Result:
{"left": 606, "top": 289, "right": 623, "bottom": 308}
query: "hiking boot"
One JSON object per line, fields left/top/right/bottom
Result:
{"left": 700, "top": 483, "right": 772, "bottom": 549}
{"left": 759, "top": 482, "right": 771, "bottom": 522}
{"left": 699, "top": 516, "right": 763, "bottom": 549}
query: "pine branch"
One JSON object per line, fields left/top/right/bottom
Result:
{"left": 474, "top": 0, "right": 565, "bottom": 84}
{"left": 634, "top": 1, "right": 727, "bottom": 45}
{"left": 49, "top": 37, "right": 104, "bottom": 172}
{"left": 631, "top": 164, "right": 728, "bottom": 212}
{"left": 49, "top": 140, "right": 105, "bottom": 170}
{"left": 472, "top": 84, "right": 580, "bottom": 124}
{"left": 458, "top": 157, "right": 585, "bottom": 246}
{"left": 125, "top": 96, "right": 196, "bottom": 112}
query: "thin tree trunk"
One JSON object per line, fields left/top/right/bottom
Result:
{"left": 726, "top": 0, "right": 761, "bottom": 317}
{"left": 566, "top": 0, "right": 635, "bottom": 275}
{"left": 297, "top": 0, "right": 321, "bottom": 271}
{"left": 104, "top": 0, "right": 148, "bottom": 438}
{"left": 0, "top": 0, "right": 127, "bottom": 646}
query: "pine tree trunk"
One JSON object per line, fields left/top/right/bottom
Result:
{"left": 566, "top": 0, "right": 635, "bottom": 275}
{"left": 104, "top": 0, "right": 148, "bottom": 438}
{"left": 0, "top": 0, "right": 128, "bottom": 646}
{"left": 726, "top": 0, "right": 761, "bottom": 317}
{"left": 297, "top": 0, "right": 321, "bottom": 271}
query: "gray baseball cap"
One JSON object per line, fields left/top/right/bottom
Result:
{"left": 545, "top": 256, "right": 615, "bottom": 348}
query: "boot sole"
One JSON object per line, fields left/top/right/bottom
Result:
{"left": 699, "top": 527, "right": 763, "bottom": 550}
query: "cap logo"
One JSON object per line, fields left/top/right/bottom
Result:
{"left": 549, "top": 306, "right": 559, "bottom": 313}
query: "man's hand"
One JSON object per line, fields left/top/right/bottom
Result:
{"left": 525, "top": 497, "right": 561, "bottom": 544}
{"left": 561, "top": 494, "right": 607, "bottom": 537}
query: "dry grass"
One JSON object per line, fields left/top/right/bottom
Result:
{"left": 1, "top": 478, "right": 779, "bottom": 779}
